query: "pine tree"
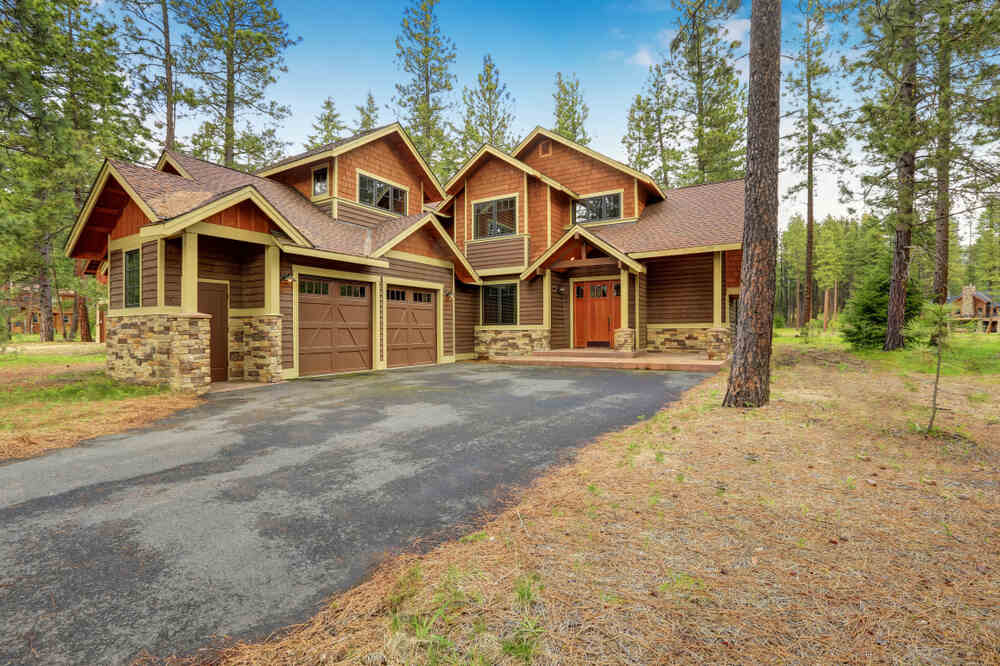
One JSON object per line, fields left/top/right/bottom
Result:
{"left": 623, "top": 65, "right": 685, "bottom": 189}
{"left": 668, "top": 0, "right": 747, "bottom": 185}
{"left": 355, "top": 91, "right": 379, "bottom": 133}
{"left": 305, "top": 97, "right": 349, "bottom": 149}
{"left": 552, "top": 72, "right": 590, "bottom": 146}
{"left": 188, "top": 120, "right": 290, "bottom": 171}
{"left": 393, "top": 0, "right": 457, "bottom": 181}
{"left": 784, "top": 0, "right": 850, "bottom": 326}
{"left": 457, "top": 54, "right": 516, "bottom": 160}
{"left": 176, "top": 0, "right": 299, "bottom": 168}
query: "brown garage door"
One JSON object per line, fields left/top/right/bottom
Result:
{"left": 387, "top": 286, "right": 436, "bottom": 367}
{"left": 298, "top": 276, "right": 372, "bottom": 376}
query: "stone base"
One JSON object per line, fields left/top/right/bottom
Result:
{"left": 705, "top": 327, "right": 731, "bottom": 360}
{"left": 647, "top": 325, "right": 732, "bottom": 359}
{"left": 229, "top": 315, "right": 282, "bottom": 383}
{"left": 612, "top": 328, "right": 635, "bottom": 352}
{"left": 106, "top": 313, "right": 211, "bottom": 393}
{"left": 475, "top": 328, "right": 551, "bottom": 358}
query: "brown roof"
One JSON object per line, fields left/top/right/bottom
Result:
{"left": 595, "top": 179, "right": 744, "bottom": 254}
{"left": 108, "top": 159, "right": 224, "bottom": 219}
{"left": 371, "top": 213, "right": 432, "bottom": 253}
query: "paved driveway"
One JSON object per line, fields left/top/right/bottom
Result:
{"left": 0, "top": 363, "right": 708, "bottom": 665}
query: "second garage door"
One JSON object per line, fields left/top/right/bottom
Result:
{"left": 298, "top": 276, "right": 372, "bottom": 376}
{"left": 387, "top": 286, "right": 436, "bottom": 367}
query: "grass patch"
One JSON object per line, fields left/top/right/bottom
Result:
{"left": 0, "top": 352, "right": 105, "bottom": 367}
{"left": 3, "top": 370, "right": 164, "bottom": 407}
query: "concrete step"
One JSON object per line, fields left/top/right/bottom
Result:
{"left": 532, "top": 348, "right": 640, "bottom": 358}
{"left": 493, "top": 354, "right": 725, "bottom": 373}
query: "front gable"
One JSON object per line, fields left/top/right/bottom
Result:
{"left": 66, "top": 162, "right": 156, "bottom": 264}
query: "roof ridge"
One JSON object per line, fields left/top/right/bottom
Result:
{"left": 253, "top": 122, "right": 400, "bottom": 173}
{"left": 663, "top": 178, "right": 745, "bottom": 192}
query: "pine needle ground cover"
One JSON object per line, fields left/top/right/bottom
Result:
{"left": 0, "top": 353, "right": 200, "bottom": 461}
{"left": 163, "top": 341, "right": 998, "bottom": 665}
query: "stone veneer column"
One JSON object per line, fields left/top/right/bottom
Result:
{"left": 612, "top": 328, "right": 635, "bottom": 352}
{"left": 242, "top": 315, "right": 283, "bottom": 383}
{"left": 106, "top": 313, "right": 211, "bottom": 393}
{"left": 474, "top": 328, "right": 551, "bottom": 358}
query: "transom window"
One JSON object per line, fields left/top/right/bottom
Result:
{"left": 359, "top": 173, "right": 406, "bottom": 214}
{"left": 388, "top": 289, "right": 406, "bottom": 301}
{"left": 312, "top": 167, "right": 329, "bottom": 197}
{"left": 299, "top": 279, "right": 329, "bottom": 295}
{"left": 124, "top": 249, "right": 140, "bottom": 307}
{"left": 340, "top": 284, "right": 366, "bottom": 298}
{"left": 575, "top": 193, "right": 622, "bottom": 224}
{"left": 473, "top": 197, "right": 516, "bottom": 238}
{"left": 482, "top": 284, "right": 517, "bottom": 326}
{"left": 413, "top": 292, "right": 432, "bottom": 303}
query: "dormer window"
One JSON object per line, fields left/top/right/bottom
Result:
{"left": 312, "top": 166, "right": 329, "bottom": 198}
{"left": 575, "top": 192, "right": 622, "bottom": 224}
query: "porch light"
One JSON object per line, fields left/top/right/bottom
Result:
{"left": 280, "top": 273, "right": 294, "bottom": 283}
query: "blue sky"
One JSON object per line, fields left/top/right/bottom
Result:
{"left": 168, "top": 0, "right": 855, "bottom": 228}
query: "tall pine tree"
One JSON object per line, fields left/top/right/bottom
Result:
{"left": 355, "top": 91, "right": 379, "bottom": 133}
{"left": 552, "top": 72, "right": 590, "bottom": 146}
{"left": 305, "top": 97, "right": 348, "bottom": 149}
{"left": 457, "top": 54, "right": 516, "bottom": 160}
{"left": 623, "top": 64, "right": 685, "bottom": 189}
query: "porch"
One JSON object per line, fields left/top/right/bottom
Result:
{"left": 491, "top": 347, "right": 725, "bottom": 372}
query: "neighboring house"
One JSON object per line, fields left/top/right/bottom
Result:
{"left": 65, "top": 123, "right": 743, "bottom": 392}
{"left": 2, "top": 285, "right": 79, "bottom": 336}
{"left": 950, "top": 285, "right": 999, "bottom": 333}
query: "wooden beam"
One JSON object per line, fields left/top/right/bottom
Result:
{"left": 550, "top": 257, "right": 618, "bottom": 271}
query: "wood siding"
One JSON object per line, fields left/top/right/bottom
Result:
{"left": 204, "top": 199, "right": 274, "bottom": 234}
{"left": 628, "top": 273, "right": 636, "bottom": 329}
{"left": 636, "top": 273, "right": 647, "bottom": 348}
{"left": 109, "top": 249, "right": 123, "bottom": 308}
{"left": 393, "top": 225, "right": 447, "bottom": 261}
{"left": 466, "top": 235, "right": 526, "bottom": 271}
{"left": 338, "top": 135, "right": 425, "bottom": 215}
{"left": 645, "top": 253, "right": 714, "bottom": 323}
{"left": 141, "top": 241, "right": 158, "bottom": 307}
{"left": 337, "top": 199, "right": 393, "bottom": 227}
{"left": 110, "top": 199, "right": 150, "bottom": 240}
{"left": 550, "top": 190, "right": 572, "bottom": 242}
{"left": 550, "top": 272, "right": 570, "bottom": 349}
{"left": 725, "top": 249, "right": 742, "bottom": 288}
{"left": 197, "top": 236, "right": 265, "bottom": 309}
{"left": 280, "top": 281, "right": 293, "bottom": 368}
{"left": 454, "top": 281, "right": 478, "bottom": 355}
{"left": 460, "top": 156, "right": 526, "bottom": 250}
{"left": 527, "top": 178, "right": 548, "bottom": 262}
{"left": 520, "top": 276, "right": 543, "bottom": 325}
{"left": 164, "top": 238, "right": 182, "bottom": 306}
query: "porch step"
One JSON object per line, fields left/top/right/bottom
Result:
{"left": 532, "top": 348, "right": 640, "bottom": 358}
{"left": 494, "top": 353, "right": 725, "bottom": 373}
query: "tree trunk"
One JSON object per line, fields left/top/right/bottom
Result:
{"left": 804, "top": 9, "right": 815, "bottom": 327}
{"left": 884, "top": 2, "right": 918, "bottom": 351}
{"left": 37, "top": 242, "right": 54, "bottom": 342}
{"left": 53, "top": 274, "right": 68, "bottom": 341}
{"left": 795, "top": 278, "right": 801, "bottom": 327}
{"left": 823, "top": 288, "right": 830, "bottom": 329}
{"left": 724, "top": 0, "right": 781, "bottom": 409}
{"left": 69, "top": 291, "right": 79, "bottom": 339}
{"left": 223, "top": 5, "right": 236, "bottom": 167}
{"left": 833, "top": 280, "right": 839, "bottom": 319}
{"left": 932, "top": 4, "right": 952, "bottom": 304}
{"left": 161, "top": 0, "right": 175, "bottom": 151}
{"left": 928, "top": 342, "right": 942, "bottom": 431}
{"left": 79, "top": 294, "right": 93, "bottom": 342}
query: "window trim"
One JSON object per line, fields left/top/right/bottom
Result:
{"left": 356, "top": 168, "right": 409, "bottom": 215}
{"left": 123, "top": 248, "right": 141, "bottom": 308}
{"left": 310, "top": 164, "right": 330, "bottom": 200}
{"left": 573, "top": 189, "right": 624, "bottom": 225}
{"left": 480, "top": 281, "right": 519, "bottom": 327}
{"left": 470, "top": 193, "right": 519, "bottom": 240}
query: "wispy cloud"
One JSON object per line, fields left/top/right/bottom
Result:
{"left": 627, "top": 47, "right": 656, "bottom": 67}
{"left": 721, "top": 17, "right": 751, "bottom": 46}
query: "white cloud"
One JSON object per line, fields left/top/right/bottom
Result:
{"left": 721, "top": 17, "right": 751, "bottom": 46}
{"left": 627, "top": 47, "right": 656, "bottom": 67}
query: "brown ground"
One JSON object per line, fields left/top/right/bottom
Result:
{"left": 151, "top": 348, "right": 998, "bottom": 665}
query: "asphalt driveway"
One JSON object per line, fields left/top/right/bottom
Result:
{"left": 0, "top": 363, "right": 708, "bottom": 665}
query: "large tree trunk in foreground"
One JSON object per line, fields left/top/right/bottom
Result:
{"left": 724, "top": 0, "right": 781, "bottom": 408}
{"left": 932, "top": 4, "right": 952, "bottom": 305}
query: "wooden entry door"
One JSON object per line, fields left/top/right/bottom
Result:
{"left": 198, "top": 281, "right": 229, "bottom": 382}
{"left": 298, "top": 277, "right": 372, "bottom": 376}
{"left": 573, "top": 279, "right": 621, "bottom": 348}
{"left": 387, "top": 286, "right": 437, "bottom": 367}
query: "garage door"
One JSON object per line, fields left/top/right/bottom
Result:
{"left": 298, "top": 277, "right": 372, "bottom": 376}
{"left": 386, "top": 286, "right": 436, "bottom": 367}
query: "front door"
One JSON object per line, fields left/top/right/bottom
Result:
{"left": 573, "top": 279, "right": 621, "bottom": 348}
{"left": 198, "top": 281, "right": 229, "bottom": 382}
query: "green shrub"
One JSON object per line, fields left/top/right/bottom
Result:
{"left": 841, "top": 263, "right": 923, "bottom": 349}
{"left": 772, "top": 311, "right": 786, "bottom": 329}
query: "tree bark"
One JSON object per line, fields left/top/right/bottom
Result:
{"left": 78, "top": 294, "right": 93, "bottom": 342}
{"left": 804, "top": 6, "right": 815, "bottom": 327}
{"left": 823, "top": 288, "right": 830, "bottom": 329}
{"left": 37, "top": 242, "right": 54, "bottom": 342}
{"left": 932, "top": 4, "right": 952, "bottom": 304}
{"left": 161, "top": 0, "right": 176, "bottom": 151}
{"left": 69, "top": 290, "right": 79, "bottom": 339}
{"left": 884, "top": 1, "right": 918, "bottom": 351}
{"left": 223, "top": 3, "right": 236, "bottom": 167}
{"left": 724, "top": 0, "right": 781, "bottom": 408}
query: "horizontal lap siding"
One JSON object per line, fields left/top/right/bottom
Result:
{"left": 637, "top": 274, "right": 647, "bottom": 347}
{"left": 454, "top": 282, "right": 478, "bottom": 354}
{"left": 628, "top": 273, "right": 636, "bottom": 329}
{"left": 164, "top": 238, "right": 182, "bottom": 306}
{"left": 564, "top": 265, "right": 619, "bottom": 280}
{"left": 520, "top": 276, "right": 543, "bottom": 325}
{"left": 199, "top": 236, "right": 244, "bottom": 308}
{"left": 467, "top": 236, "right": 525, "bottom": 271}
{"left": 242, "top": 246, "right": 265, "bottom": 309}
{"left": 645, "top": 253, "right": 713, "bottom": 323}
{"left": 337, "top": 200, "right": 393, "bottom": 227}
{"left": 109, "top": 249, "right": 123, "bottom": 308}
{"left": 550, "top": 272, "right": 569, "bottom": 349}
{"left": 141, "top": 241, "right": 158, "bottom": 307}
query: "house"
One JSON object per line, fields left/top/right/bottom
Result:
{"left": 951, "top": 285, "right": 999, "bottom": 333}
{"left": 2, "top": 285, "right": 80, "bottom": 336}
{"left": 65, "top": 123, "right": 743, "bottom": 392}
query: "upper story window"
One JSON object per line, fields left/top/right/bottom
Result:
{"left": 359, "top": 173, "right": 406, "bottom": 214}
{"left": 575, "top": 192, "right": 622, "bottom": 224}
{"left": 124, "top": 249, "right": 140, "bottom": 308}
{"left": 312, "top": 166, "right": 329, "bottom": 198}
{"left": 473, "top": 197, "right": 516, "bottom": 239}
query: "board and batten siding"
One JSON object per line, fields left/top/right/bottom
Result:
{"left": 644, "top": 253, "right": 714, "bottom": 323}
{"left": 550, "top": 272, "right": 570, "bottom": 349}
{"left": 141, "top": 241, "right": 158, "bottom": 307}
{"left": 454, "top": 281, "right": 478, "bottom": 355}
{"left": 466, "top": 235, "right": 526, "bottom": 272}
{"left": 109, "top": 249, "right": 123, "bottom": 308}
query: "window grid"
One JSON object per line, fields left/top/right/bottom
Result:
{"left": 312, "top": 167, "right": 328, "bottom": 197}
{"left": 413, "top": 292, "right": 432, "bottom": 303}
{"left": 574, "top": 193, "right": 622, "bottom": 224}
{"left": 473, "top": 197, "right": 516, "bottom": 238}
{"left": 339, "top": 284, "right": 366, "bottom": 298}
{"left": 482, "top": 284, "right": 517, "bottom": 326}
{"left": 124, "top": 249, "right": 140, "bottom": 308}
{"left": 388, "top": 289, "right": 406, "bottom": 301}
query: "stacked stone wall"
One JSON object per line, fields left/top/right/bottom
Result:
{"left": 646, "top": 325, "right": 732, "bottom": 359}
{"left": 474, "top": 328, "right": 551, "bottom": 358}
{"left": 106, "top": 314, "right": 211, "bottom": 392}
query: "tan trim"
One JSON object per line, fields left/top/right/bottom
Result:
{"left": 256, "top": 123, "right": 447, "bottom": 200}
{"left": 383, "top": 277, "right": 446, "bottom": 364}
{"left": 546, "top": 185, "right": 552, "bottom": 248}
{"left": 443, "top": 144, "right": 580, "bottom": 199}
{"left": 291, "top": 264, "right": 382, "bottom": 378}
{"left": 512, "top": 127, "right": 666, "bottom": 199}
{"left": 264, "top": 245, "right": 280, "bottom": 316}
{"left": 474, "top": 325, "right": 546, "bottom": 331}
{"left": 455, "top": 352, "right": 475, "bottom": 361}
{"left": 154, "top": 152, "right": 195, "bottom": 180}
{"left": 469, "top": 192, "right": 520, "bottom": 242}
{"left": 371, "top": 214, "right": 481, "bottom": 285}
{"left": 184, "top": 221, "right": 276, "bottom": 245}
{"left": 108, "top": 306, "right": 182, "bottom": 317}
{"left": 620, "top": 267, "right": 629, "bottom": 327}
{"left": 629, "top": 243, "right": 742, "bottom": 259}
{"left": 276, "top": 241, "right": 390, "bottom": 268}
{"left": 522, "top": 172, "right": 528, "bottom": 235}
{"left": 520, "top": 225, "right": 644, "bottom": 280}
{"left": 65, "top": 161, "right": 158, "bottom": 257}
{"left": 568, "top": 273, "right": 621, "bottom": 349}
{"left": 575, "top": 188, "right": 626, "bottom": 226}
{"left": 464, "top": 178, "right": 470, "bottom": 245}
{"left": 477, "top": 266, "right": 526, "bottom": 277}
{"left": 571, "top": 216, "right": 638, "bottom": 229}
{"left": 635, "top": 274, "right": 641, "bottom": 343}
{"left": 465, "top": 232, "right": 528, "bottom": 246}
{"left": 356, "top": 167, "right": 411, "bottom": 215}
{"left": 726, "top": 286, "right": 740, "bottom": 295}
{"left": 181, "top": 231, "right": 198, "bottom": 313}
{"left": 310, "top": 162, "right": 331, "bottom": 200}
{"left": 634, "top": 178, "right": 639, "bottom": 218}
{"left": 543, "top": 269, "right": 552, "bottom": 329}
{"left": 385, "top": 250, "right": 453, "bottom": 268}
{"left": 108, "top": 235, "right": 145, "bottom": 252}
{"left": 332, "top": 156, "right": 339, "bottom": 218}
{"left": 713, "top": 251, "right": 722, "bottom": 327}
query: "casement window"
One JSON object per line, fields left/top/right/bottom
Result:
{"left": 359, "top": 173, "right": 406, "bottom": 214}
{"left": 473, "top": 197, "right": 516, "bottom": 239}
{"left": 574, "top": 192, "right": 622, "bottom": 224}
{"left": 124, "top": 249, "right": 140, "bottom": 308}
{"left": 482, "top": 283, "right": 517, "bottom": 326}
{"left": 312, "top": 166, "right": 329, "bottom": 197}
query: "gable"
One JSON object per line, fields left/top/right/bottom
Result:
{"left": 393, "top": 225, "right": 451, "bottom": 260}
{"left": 67, "top": 167, "right": 153, "bottom": 261}
{"left": 202, "top": 199, "right": 278, "bottom": 235}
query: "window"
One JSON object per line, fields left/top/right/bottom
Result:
{"left": 124, "top": 249, "right": 140, "bottom": 307}
{"left": 339, "top": 284, "right": 366, "bottom": 298}
{"left": 575, "top": 192, "right": 622, "bottom": 224}
{"left": 590, "top": 284, "right": 607, "bottom": 298}
{"left": 312, "top": 166, "right": 329, "bottom": 197}
{"left": 413, "top": 292, "right": 432, "bottom": 303}
{"left": 299, "top": 279, "right": 329, "bottom": 295}
{"left": 538, "top": 140, "right": 551, "bottom": 157}
{"left": 473, "top": 197, "right": 516, "bottom": 238}
{"left": 613, "top": 283, "right": 620, "bottom": 297}
{"left": 388, "top": 289, "right": 406, "bottom": 301}
{"left": 576, "top": 285, "right": 584, "bottom": 298}
{"left": 482, "top": 284, "right": 517, "bottom": 325}
{"left": 359, "top": 173, "right": 406, "bottom": 214}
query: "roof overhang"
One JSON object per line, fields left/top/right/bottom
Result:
{"left": 628, "top": 243, "right": 742, "bottom": 259}
{"left": 138, "top": 185, "right": 311, "bottom": 246}
{"left": 443, "top": 144, "right": 579, "bottom": 199}
{"left": 65, "top": 161, "right": 159, "bottom": 258}
{"left": 520, "top": 225, "right": 644, "bottom": 280}
{"left": 371, "top": 213, "right": 482, "bottom": 285}
{"left": 512, "top": 127, "right": 666, "bottom": 200}
{"left": 255, "top": 124, "right": 447, "bottom": 200}
{"left": 274, "top": 241, "right": 391, "bottom": 268}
